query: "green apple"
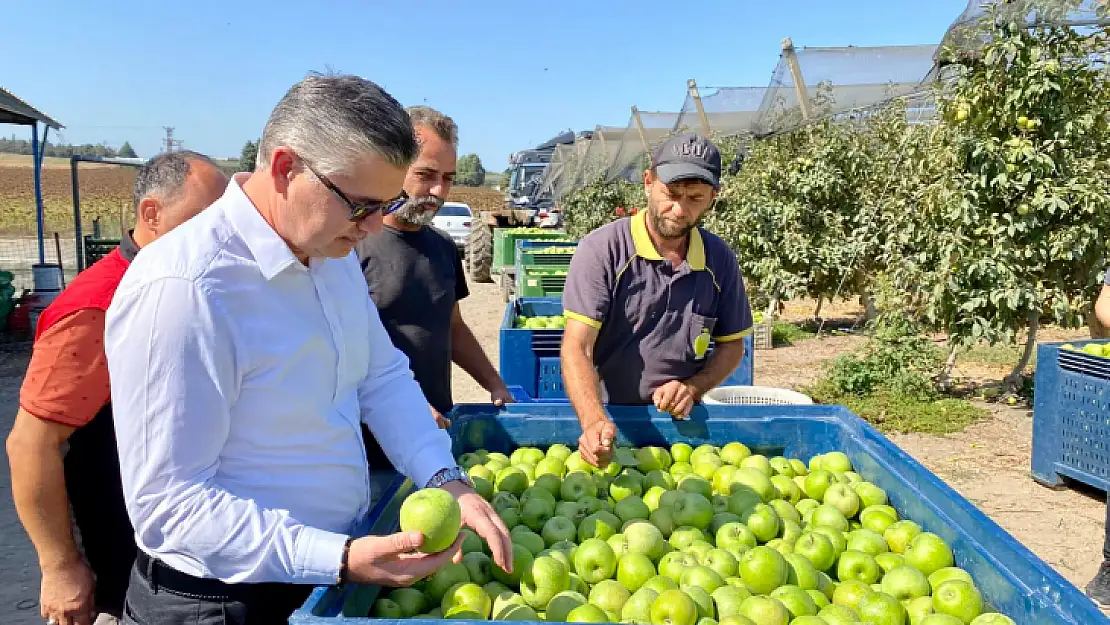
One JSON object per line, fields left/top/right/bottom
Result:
{"left": 644, "top": 486, "right": 669, "bottom": 511}
{"left": 541, "top": 547, "right": 573, "bottom": 572}
{"left": 928, "top": 567, "right": 975, "bottom": 593}
{"left": 617, "top": 552, "right": 657, "bottom": 592}
{"left": 492, "top": 543, "right": 534, "bottom": 586}
{"left": 521, "top": 497, "right": 556, "bottom": 532}
{"left": 496, "top": 467, "right": 529, "bottom": 496}
{"left": 768, "top": 456, "right": 795, "bottom": 477}
{"left": 704, "top": 548, "right": 740, "bottom": 579}
{"left": 921, "top": 615, "right": 965, "bottom": 625}
{"left": 738, "top": 546, "right": 789, "bottom": 595}
{"left": 643, "top": 574, "right": 680, "bottom": 594}
{"left": 441, "top": 582, "right": 493, "bottom": 619}
{"left": 574, "top": 537, "right": 618, "bottom": 584}
{"left": 650, "top": 589, "right": 699, "bottom": 625}
{"left": 568, "top": 572, "right": 589, "bottom": 595}
{"left": 386, "top": 587, "right": 427, "bottom": 617}
{"left": 884, "top": 520, "right": 923, "bottom": 554}
{"left": 819, "top": 603, "right": 860, "bottom": 625}
{"left": 712, "top": 495, "right": 732, "bottom": 515}
{"left": 661, "top": 489, "right": 687, "bottom": 510}
{"left": 562, "top": 471, "right": 599, "bottom": 501}
{"left": 674, "top": 493, "right": 715, "bottom": 530}
{"left": 855, "top": 591, "right": 905, "bottom": 625}
{"left": 565, "top": 451, "right": 595, "bottom": 474}
{"left": 637, "top": 446, "right": 674, "bottom": 472}
{"left": 424, "top": 561, "right": 470, "bottom": 604}
{"left": 372, "top": 597, "right": 404, "bottom": 618}
{"left": 646, "top": 469, "right": 678, "bottom": 491}
{"left": 791, "top": 616, "right": 827, "bottom": 625}
{"left": 764, "top": 538, "right": 793, "bottom": 555}
{"left": 459, "top": 452, "right": 485, "bottom": 469}
{"left": 727, "top": 487, "right": 764, "bottom": 519}
{"left": 933, "top": 580, "right": 983, "bottom": 623}
{"left": 684, "top": 540, "right": 714, "bottom": 564}
{"left": 497, "top": 509, "right": 520, "bottom": 532}
{"left": 860, "top": 507, "right": 897, "bottom": 535}
{"left": 579, "top": 510, "right": 622, "bottom": 542}
{"left": 567, "top": 602, "right": 609, "bottom": 622}
{"left": 716, "top": 522, "right": 758, "bottom": 553}
{"left": 460, "top": 528, "right": 484, "bottom": 554}
{"left": 680, "top": 565, "right": 726, "bottom": 594}
{"left": 680, "top": 476, "right": 715, "bottom": 501}
{"left": 739, "top": 455, "right": 773, "bottom": 477}
{"left": 807, "top": 526, "right": 848, "bottom": 558}
{"left": 852, "top": 482, "right": 888, "bottom": 508}
{"left": 511, "top": 528, "right": 546, "bottom": 556}
{"left": 541, "top": 515, "right": 578, "bottom": 546}
{"left": 495, "top": 603, "right": 539, "bottom": 621}
{"left": 659, "top": 551, "right": 699, "bottom": 582}
{"left": 795, "top": 498, "right": 820, "bottom": 517}
{"left": 810, "top": 504, "right": 849, "bottom": 532}
{"left": 905, "top": 595, "right": 935, "bottom": 623}
{"left": 520, "top": 554, "right": 571, "bottom": 611}
{"left": 622, "top": 587, "right": 660, "bottom": 624}
{"left": 686, "top": 586, "right": 715, "bottom": 620}
{"left": 546, "top": 590, "right": 587, "bottom": 622}
{"left": 729, "top": 469, "right": 777, "bottom": 503}
{"left": 671, "top": 527, "right": 708, "bottom": 551}
{"left": 625, "top": 520, "right": 669, "bottom": 561}
{"left": 492, "top": 492, "right": 521, "bottom": 513}
{"left": 611, "top": 473, "right": 644, "bottom": 502}
{"left": 556, "top": 501, "right": 588, "bottom": 524}
{"left": 652, "top": 506, "right": 678, "bottom": 537}
{"left": 711, "top": 585, "right": 751, "bottom": 618}
{"left": 462, "top": 552, "right": 494, "bottom": 586}
{"left": 671, "top": 462, "right": 696, "bottom": 480}
{"left": 616, "top": 495, "right": 652, "bottom": 523}
{"left": 399, "top": 488, "right": 462, "bottom": 554}
{"left": 547, "top": 443, "right": 573, "bottom": 461}
{"left": 875, "top": 552, "right": 905, "bottom": 574}
{"left": 511, "top": 447, "right": 543, "bottom": 466}
{"left": 770, "top": 476, "right": 802, "bottom": 505}
{"left": 846, "top": 529, "right": 889, "bottom": 557}
{"left": 693, "top": 456, "right": 726, "bottom": 480}
{"left": 803, "top": 471, "right": 835, "bottom": 502}
{"left": 821, "top": 452, "right": 853, "bottom": 473}
{"left": 533, "top": 473, "right": 563, "bottom": 499}
{"left": 690, "top": 444, "right": 719, "bottom": 462}
{"left": 783, "top": 553, "right": 820, "bottom": 590}
{"left": 738, "top": 595, "right": 791, "bottom": 625}
{"left": 486, "top": 459, "right": 510, "bottom": 475}
{"left": 837, "top": 550, "right": 881, "bottom": 584}
{"left": 881, "top": 564, "right": 931, "bottom": 602}
{"left": 483, "top": 581, "right": 512, "bottom": 601}
{"left": 713, "top": 466, "right": 741, "bottom": 496}
{"left": 904, "top": 533, "right": 955, "bottom": 577}
{"left": 549, "top": 539, "right": 577, "bottom": 560}
{"left": 745, "top": 503, "right": 782, "bottom": 543}
{"left": 815, "top": 570, "right": 834, "bottom": 600}
{"left": 588, "top": 579, "right": 631, "bottom": 619}
{"left": 969, "top": 614, "right": 1016, "bottom": 625}
{"left": 788, "top": 459, "right": 808, "bottom": 476}
{"left": 806, "top": 588, "right": 829, "bottom": 610}
{"left": 791, "top": 531, "right": 836, "bottom": 572}
{"left": 609, "top": 533, "right": 630, "bottom": 557}
{"left": 769, "top": 584, "right": 817, "bottom": 619}
{"left": 779, "top": 518, "right": 803, "bottom": 544}
{"left": 822, "top": 484, "right": 861, "bottom": 519}
{"left": 831, "top": 579, "right": 872, "bottom": 613}
{"left": 672, "top": 443, "right": 694, "bottom": 464}
{"left": 720, "top": 442, "right": 752, "bottom": 466}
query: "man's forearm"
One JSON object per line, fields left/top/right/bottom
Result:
{"left": 561, "top": 342, "right": 609, "bottom": 428}
{"left": 451, "top": 317, "right": 505, "bottom": 392}
{"left": 685, "top": 340, "right": 746, "bottom": 396}
{"left": 7, "top": 436, "right": 81, "bottom": 571}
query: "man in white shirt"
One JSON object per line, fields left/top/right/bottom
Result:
{"left": 104, "top": 73, "right": 511, "bottom": 624}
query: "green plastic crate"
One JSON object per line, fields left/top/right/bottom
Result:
{"left": 516, "top": 267, "right": 568, "bottom": 297}
{"left": 517, "top": 246, "right": 575, "bottom": 270}
{"left": 492, "top": 230, "right": 570, "bottom": 272}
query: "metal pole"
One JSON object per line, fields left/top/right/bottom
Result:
{"left": 687, "top": 79, "right": 712, "bottom": 136}
{"left": 782, "top": 38, "right": 813, "bottom": 120}
{"left": 31, "top": 123, "right": 46, "bottom": 263}
{"left": 71, "top": 156, "right": 84, "bottom": 271}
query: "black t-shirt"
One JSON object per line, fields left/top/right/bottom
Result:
{"left": 356, "top": 225, "right": 468, "bottom": 415}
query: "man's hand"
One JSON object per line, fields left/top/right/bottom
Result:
{"left": 345, "top": 531, "right": 464, "bottom": 587}
{"left": 430, "top": 406, "right": 451, "bottom": 429}
{"left": 490, "top": 384, "right": 514, "bottom": 407}
{"left": 440, "top": 480, "right": 513, "bottom": 574}
{"left": 653, "top": 380, "right": 699, "bottom": 419}
{"left": 578, "top": 419, "right": 616, "bottom": 468}
{"left": 39, "top": 559, "right": 96, "bottom": 625}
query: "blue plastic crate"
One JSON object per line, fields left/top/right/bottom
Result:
{"left": 499, "top": 297, "right": 753, "bottom": 401}
{"left": 1031, "top": 339, "right": 1110, "bottom": 492}
{"left": 291, "top": 403, "right": 1106, "bottom": 625}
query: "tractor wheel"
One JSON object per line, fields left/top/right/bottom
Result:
{"left": 467, "top": 220, "right": 493, "bottom": 283}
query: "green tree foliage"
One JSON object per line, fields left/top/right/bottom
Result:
{"left": 456, "top": 154, "right": 486, "bottom": 187}
{"left": 0, "top": 136, "right": 125, "bottom": 158}
{"left": 239, "top": 140, "right": 258, "bottom": 172}
{"left": 561, "top": 179, "right": 644, "bottom": 239}
{"left": 118, "top": 141, "right": 138, "bottom": 158}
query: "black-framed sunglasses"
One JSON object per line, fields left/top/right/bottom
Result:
{"left": 301, "top": 157, "right": 409, "bottom": 221}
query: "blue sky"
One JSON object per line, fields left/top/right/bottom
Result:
{"left": 1, "top": 0, "right": 967, "bottom": 168}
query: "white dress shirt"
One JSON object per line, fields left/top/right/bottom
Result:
{"left": 104, "top": 174, "right": 456, "bottom": 585}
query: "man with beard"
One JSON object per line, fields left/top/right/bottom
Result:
{"left": 357, "top": 106, "right": 511, "bottom": 468}
{"left": 560, "top": 133, "right": 753, "bottom": 467}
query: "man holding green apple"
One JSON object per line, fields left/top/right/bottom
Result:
{"left": 560, "top": 133, "right": 754, "bottom": 467}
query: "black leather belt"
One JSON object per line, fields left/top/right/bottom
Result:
{"left": 135, "top": 550, "right": 280, "bottom": 602}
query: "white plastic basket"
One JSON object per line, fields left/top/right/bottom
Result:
{"left": 701, "top": 385, "right": 814, "bottom": 405}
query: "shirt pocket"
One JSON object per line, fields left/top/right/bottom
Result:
{"left": 687, "top": 313, "right": 718, "bottom": 362}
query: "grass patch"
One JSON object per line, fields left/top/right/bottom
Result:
{"left": 773, "top": 321, "right": 816, "bottom": 345}
{"left": 806, "top": 381, "right": 988, "bottom": 435}
{"left": 959, "top": 343, "right": 1035, "bottom": 368}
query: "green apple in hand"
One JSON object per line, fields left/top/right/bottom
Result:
{"left": 398, "top": 487, "right": 462, "bottom": 553}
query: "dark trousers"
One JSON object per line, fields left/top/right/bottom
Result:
{"left": 121, "top": 552, "right": 313, "bottom": 625}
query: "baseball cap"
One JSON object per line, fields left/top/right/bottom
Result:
{"left": 651, "top": 132, "right": 722, "bottom": 189}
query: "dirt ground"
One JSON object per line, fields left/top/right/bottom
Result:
{"left": 0, "top": 278, "right": 1103, "bottom": 621}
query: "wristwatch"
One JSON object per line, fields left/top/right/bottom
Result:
{"left": 426, "top": 466, "right": 472, "bottom": 489}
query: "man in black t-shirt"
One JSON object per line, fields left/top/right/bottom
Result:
{"left": 356, "top": 105, "right": 512, "bottom": 469}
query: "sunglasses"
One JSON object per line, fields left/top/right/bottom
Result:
{"left": 301, "top": 157, "right": 409, "bottom": 221}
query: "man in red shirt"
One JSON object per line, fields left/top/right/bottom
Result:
{"left": 6, "top": 150, "right": 228, "bottom": 625}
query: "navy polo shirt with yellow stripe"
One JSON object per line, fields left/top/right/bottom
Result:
{"left": 562, "top": 210, "right": 754, "bottom": 404}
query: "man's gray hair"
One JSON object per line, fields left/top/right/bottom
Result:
{"left": 133, "top": 150, "right": 216, "bottom": 211}
{"left": 407, "top": 105, "right": 458, "bottom": 149}
{"left": 256, "top": 73, "right": 418, "bottom": 176}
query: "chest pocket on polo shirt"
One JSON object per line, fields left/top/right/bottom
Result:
{"left": 688, "top": 313, "right": 718, "bottom": 361}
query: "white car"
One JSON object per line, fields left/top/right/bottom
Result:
{"left": 433, "top": 201, "right": 473, "bottom": 251}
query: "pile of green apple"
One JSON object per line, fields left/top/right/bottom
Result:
{"left": 1060, "top": 342, "right": 1110, "bottom": 358}
{"left": 523, "top": 269, "right": 570, "bottom": 277}
{"left": 514, "top": 315, "right": 567, "bottom": 330}
{"left": 378, "top": 443, "right": 1015, "bottom": 625}
{"left": 753, "top": 312, "right": 766, "bottom": 325}
{"left": 505, "top": 228, "right": 571, "bottom": 236}
{"left": 527, "top": 247, "right": 577, "bottom": 255}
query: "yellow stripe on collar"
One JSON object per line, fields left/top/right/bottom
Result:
{"left": 630, "top": 210, "right": 706, "bottom": 270}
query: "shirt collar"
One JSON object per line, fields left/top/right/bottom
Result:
{"left": 223, "top": 172, "right": 301, "bottom": 280}
{"left": 629, "top": 209, "right": 706, "bottom": 271}
{"left": 118, "top": 229, "right": 140, "bottom": 263}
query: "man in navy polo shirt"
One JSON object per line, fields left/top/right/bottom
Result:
{"left": 561, "top": 132, "right": 754, "bottom": 467}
